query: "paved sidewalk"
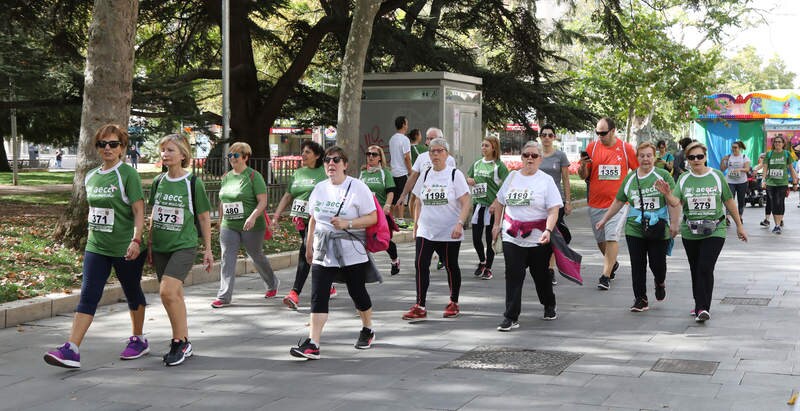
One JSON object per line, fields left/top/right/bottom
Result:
{"left": 2, "top": 204, "right": 799, "bottom": 410}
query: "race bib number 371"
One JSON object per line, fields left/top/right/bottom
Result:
{"left": 88, "top": 207, "right": 115, "bottom": 232}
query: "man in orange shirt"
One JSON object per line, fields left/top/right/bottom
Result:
{"left": 578, "top": 117, "right": 638, "bottom": 291}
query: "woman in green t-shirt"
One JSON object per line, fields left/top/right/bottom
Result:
{"left": 148, "top": 134, "right": 213, "bottom": 366}
{"left": 211, "top": 142, "right": 279, "bottom": 308}
{"left": 658, "top": 142, "right": 748, "bottom": 323}
{"left": 760, "top": 136, "right": 798, "bottom": 234}
{"left": 271, "top": 140, "right": 331, "bottom": 309}
{"left": 44, "top": 124, "right": 148, "bottom": 369}
{"left": 359, "top": 145, "right": 400, "bottom": 274}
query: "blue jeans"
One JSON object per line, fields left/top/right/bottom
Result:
{"left": 76, "top": 251, "right": 147, "bottom": 315}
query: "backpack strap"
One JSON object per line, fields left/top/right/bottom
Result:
{"left": 452, "top": 168, "right": 456, "bottom": 182}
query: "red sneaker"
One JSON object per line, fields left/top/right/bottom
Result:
{"left": 443, "top": 301, "right": 460, "bottom": 318}
{"left": 330, "top": 285, "right": 338, "bottom": 298}
{"left": 283, "top": 290, "right": 299, "bottom": 310}
{"left": 402, "top": 304, "right": 427, "bottom": 321}
{"left": 265, "top": 289, "right": 278, "bottom": 298}
{"left": 210, "top": 299, "right": 228, "bottom": 309}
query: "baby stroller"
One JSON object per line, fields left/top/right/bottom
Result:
{"left": 745, "top": 170, "right": 766, "bottom": 207}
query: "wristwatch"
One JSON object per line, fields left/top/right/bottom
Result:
{"left": 348, "top": 220, "right": 353, "bottom": 229}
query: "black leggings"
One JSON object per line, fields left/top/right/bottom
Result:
{"left": 682, "top": 237, "right": 724, "bottom": 312}
{"left": 625, "top": 235, "right": 667, "bottom": 301}
{"left": 766, "top": 185, "right": 787, "bottom": 216}
{"left": 414, "top": 237, "right": 461, "bottom": 307}
{"left": 385, "top": 213, "right": 398, "bottom": 260}
{"left": 292, "top": 228, "right": 312, "bottom": 294}
{"left": 471, "top": 205, "right": 495, "bottom": 268}
{"left": 728, "top": 182, "right": 747, "bottom": 217}
{"left": 502, "top": 242, "right": 555, "bottom": 321}
{"left": 309, "top": 261, "right": 372, "bottom": 313}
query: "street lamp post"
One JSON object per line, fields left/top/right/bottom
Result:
{"left": 222, "top": 0, "right": 230, "bottom": 153}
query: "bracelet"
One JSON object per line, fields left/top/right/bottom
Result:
{"left": 545, "top": 228, "right": 553, "bottom": 233}
{"left": 348, "top": 220, "right": 353, "bottom": 229}
{"left": 131, "top": 238, "right": 142, "bottom": 245}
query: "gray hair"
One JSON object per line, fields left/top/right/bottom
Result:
{"left": 522, "top": 140, "right": 541, "bottom": 153}
{"left": 429, "top": 137, "right": 449, "bottom": 151}
{"left": 426, "top": 127, "right": 443, "bottom": 139}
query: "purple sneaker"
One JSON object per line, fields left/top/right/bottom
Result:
{"left": 44, "top": 343, "right": 81, "bottom": 369}
{"left": 120, "top": 336, "right": 150, "bottom": 360}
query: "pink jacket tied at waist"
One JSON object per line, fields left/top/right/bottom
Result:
{"left": 503, "top": 214, "right": 583, "bottom": 285}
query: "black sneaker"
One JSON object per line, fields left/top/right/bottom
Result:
{"left": 290, "top": 338, "right": 320, "bottom": 359}
{"left": 163, "top": 339, "right": 193, "bottom": 366}
{"left": 655, "top": 283, "right": 666, "bottom": 301}
{"left": 354, "top": 327, "right": 375, "bottom": 350}
{"left": 543, "top": 306, "right": 557, "bottom": 320}
{"left": 437, "top": 260, "right": 444, "bottom": 270}
{"left": 760, "top": 219, "right": 770, "bottom": 228}
{"left": 781, "top": 220, "right": 784, "bottom": 227}
{"left": 630, "top": 298, "right": 649, "bottom": 312}
{"left": 390, "top": 261, "right": 400, "bottom": 276}
{"left": 497, "top": 318, "right": 519, "bottom": 331}
{"left": 610, "top": 261, "right": 619, "bottom": 280}
{"left": 597, "top": 275, "right": 610, "bottom": 290}
{"left": 773, "top": 226, "right": 782, "bottom": 235}
{"left": 549, "top": 268, "right": 557, "bottom": 285}
{"left": 480, "top": 267, "right": 493, "bottom": 280}
{"left": 474, "top": 262, "right": 486, "bottom": 277}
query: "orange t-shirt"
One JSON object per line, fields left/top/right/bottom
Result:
{"left": 585, "top": 139, "right": 638, "bottom": 208}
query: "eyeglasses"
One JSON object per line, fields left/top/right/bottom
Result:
{"left": 365, "top": 152, "right": 380, "bottom": 157}
{"left": 521, "top": 152, "right": 540, "bottom": 159}
{"left": 687, "top": 154, "right": 706, "bottom": 161}
{"left": 540, "top": 133, "right": 555, "bottom": 138}
{"left": 596, "top": 130, "right": 610, "bottom": 137}
{"left": 96, "top": 141, "right": 122, "bottom": 149}
{"left": 430, "top": 148, "right": 446, "bottom": 154}
{"left": 324, "top": 156, "right": 343, "bottom": 164}
{"left": 227, "top": 153, "right": 241, "bottom": 159}
{"left": 775, "top": 140, "right": 785, "bottom": 144}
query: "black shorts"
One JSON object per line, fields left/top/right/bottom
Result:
{"left": 391, "top": 175, "right": 408, "bottom": 205}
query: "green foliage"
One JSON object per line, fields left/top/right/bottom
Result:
{"left": 716, "top": 45, "right": 797, "bottom": 95}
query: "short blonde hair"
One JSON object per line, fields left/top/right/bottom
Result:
{"left": 685, "top": 141, "right": 707, "bottom": 155}
{"left": 229, "top": 142, "right": 252, "bottom": 158}
{"left": 483, "top": 136, "right": 500, "bottom": 160}
{"left": 159, "top": 134, "right": 193, "bottom": 168}
{"left": 94, "top": 124, "right": 129, "bottom": 160}
{"left": 636, "top": 142, "right": 657, "bottom": 157}
{"left": 363, "top": 145, "right": 387, "bottom": 169}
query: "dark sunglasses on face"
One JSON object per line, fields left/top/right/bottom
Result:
{"left": 540, "top": 133, "right": 555, "bottom": 138}
{"left": 366, "top": 152, "right": 380, "bottom": 157}
{"left": 687, "top": 154, "right": 705, "bottom": 161}
{"left": 96, "top": 141, "right": 122, "bottom": 149}
{"left": 227, "top": 153, "right": 241, "bottom": 159}
{"left": 324, "top": 156, "right": 343, "bottom": 164}
{"left": 522, "top": 152, "right": 540, "bottom": 159}
{"left": 596, "top": 130, "right": 610, "bottom": 137}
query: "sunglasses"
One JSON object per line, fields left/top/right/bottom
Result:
{"left": 540, "top": 133, "right": 555, "bottom": 138}
{"left": 227, "top": 153, "right": 241, "bottom": 159}
{"left": 366, "top": 152, "right": 380, "bottom": 157}
{"left": 521, "top": 152, "right": 540, "bottom": 159}
{"left": 595, "top": 130, "right": 610, "bottom": 137}
{"left": 324, "top": 156, "right": 343, "bottom": 164}
{"left": 96, "top": 141, "right": 122, "bottom": 149}
{"left": 687, "top": 154, "right": 706, "bottom": 161}
{"left": 430, "top": 148, "right": 446, "bottom": 154}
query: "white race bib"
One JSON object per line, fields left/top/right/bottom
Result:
{"left": 728, "top": 170, "right": 740, "bottom": 178}
{"left": 471, "top": 183, "right": 488, "bottom": 199}
{"left": 422, "top": 186, "right": 449, "bottom": 206}
{"left": 154, "top": 204, "right": 185, "bottom": 231}
{"left": 506, "top": 188, "right": 531, "bottom": 206}
{"left": 290, "top": 199, "right": 309, "bottom": 218}
{"left": 768, "top": 168, "right": 784, "bottom": 178}
{"left": 637, "top": 196, "right": 660, "bottom": 211}
{"left": 598, "top": 164, "right": 621, "bottom": 180}
{"left": 688, "top": 196, "right": 716, "bottom": 211}
{"left": 88, "top": 207, "right": 115, "bottom": 232}
{"left": 222, "top": 201, "right": 245, "bottom": 220}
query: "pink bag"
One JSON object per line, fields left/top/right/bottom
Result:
{"left": 365, "top": 194, "right": 391, "bottom": 253}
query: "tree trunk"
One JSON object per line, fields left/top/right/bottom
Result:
{"left": 337, "top": 0, "right": 382, "bottom": 175}
{"left": 54, "top": 0, "right": 138, "bottom": 250}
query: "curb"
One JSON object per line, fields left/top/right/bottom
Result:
{"left": 0, "top": 229, "right": 416, "bottom": 329}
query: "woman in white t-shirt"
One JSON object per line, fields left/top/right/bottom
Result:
{"left": 720, "top": 140, "right": 751, "bottom": 221}
{"left": 491, "top": 141, "right": 564, "bottom": 330}
{"left": 402, "top": 138, "right": 471, "bottom": 321}
{"left": 289, "top": 147, "right": 378, "bottom": 360}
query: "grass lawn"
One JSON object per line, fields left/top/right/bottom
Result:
{"left": 569, "top": 174, "right": 587, "bottom": 201}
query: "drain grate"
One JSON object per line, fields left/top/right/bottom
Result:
{"left": 651, "top": 358, "right": 719, "bottom": 375}
{"left": 441, "top": 346, "right": 582, "bottom": 375}
{"left": 720, "top": 297, "right": 771, "bottom": 306}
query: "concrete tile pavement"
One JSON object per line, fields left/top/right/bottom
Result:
{"left": 2, "top": 204, "right": 800, "bottom": 410}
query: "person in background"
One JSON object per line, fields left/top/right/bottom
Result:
{"left": 388, "top": 116, "right": 412, "bottom": 223}
{"left": 55, "top": 149, "right": 63, "bottom": 168}
{"left": 272, "top": 141, "right": 334, "bottom": 309}
{"left": 408, "top": 128, "right": 426, "bottom": 223}
{"left": 360, "top": 145, "right": 401, "bottom": 275}
{"left": 760, "top": 135, "right": 798, "bottom": 234}
{"left": 538, "top": 125, "right": 573, "bottom": 285}
{"left": 129, "top": 145, "right": 140, "bottom": 169}
{"left": 720, "top": 140, "right": 751, "bottom": 224}
{"left": 44, "top": 124, "right": 147, "bottom": 369}
{"left": 672, "top": 137, "right": 693, "bottom": 178}
{"left": 211, "top": 142, "right": 279, "bottom": 308}
{"left": 655, "top": 140, "right": 673, "bottom": 173}
{"left": 148, "top": 133, "right": 213, "bottom": 366}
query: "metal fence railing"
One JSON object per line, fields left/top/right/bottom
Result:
{"left": 10, "top": 159, "right": 51, "bottom": 169}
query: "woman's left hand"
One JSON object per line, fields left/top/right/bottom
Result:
{"left": 203, "top": 249, "right": 214, "bottom": 272}
{"left": 243, "top": 215, "right": 257, "bottom": 231}
{"left": 382, "top": 203, "right": 392, "bottom": 215}
{"left": 654, "top": 179, "right": 672, "bottom": 195}
{"left": 124, "top": 241, "right": 141, "bottom": 261}
{"left": 564, "top": 202, "right": 572, "bottom": 216}
{"left": 451, "top": 222, "right": 463, "bottom": 239}
{"left": 330, "top": 216, "right": 349, "bottom": 230}
{"left": 538, "top": 230, "right": 551, "bottom": 244}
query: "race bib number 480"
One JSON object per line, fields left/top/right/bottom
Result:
{"left": 222, "top": 201, "right": 244, "bottom": 220}
{"left": 88, "top": 207, "right": 115, "bottom": 232}
{"left": 598, "top": 164, "right": 621, "bottom": 180}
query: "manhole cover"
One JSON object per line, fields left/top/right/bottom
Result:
{"left": 720, "top": 297, "right": 771, "bottom": 306}
{"left": 441, "top": 346, "right": 582, "bottom": 375}
{"left": 651, "top": 358, "right": 718, "bottom": 375}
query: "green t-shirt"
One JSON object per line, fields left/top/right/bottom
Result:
{"left": 765, "top": 150, "right": 791, "bottom": 187}
{"left": 616, "top": 168, "right": 674, "bottom": 239}
{"left": 219, "top": 167, "right": 267, "bottom": 232}
{"left": 359, "top": 167, "right": 395, "bottom": 205}
{"left": 85, "top": 162, "right": 144, "bottom": 257}
{"left": 287, "top": 166, "right": 327, "bottom": 218}
{"left": 467, "top": 158, "right": 510, "bottom": 206}
{"left": 149, "top": 173, "right": 212, "bottom": 252}
{"left": 656, "top": 152, "right": 674, "bottom": 169}
{"left": 673, "top": 169, "right": 732, "bottom": 240}
{"left": 411, "top": 143, "right": 428, "bottom": 166}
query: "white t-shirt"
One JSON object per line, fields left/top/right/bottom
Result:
{"left": 724, "top": 153, "right": 750, "bottom": 184}
{"left": 411, "top": 151, "right": 457, "bottom": 173}
{"left": 389, "top": 132, "right": 411, "bottom": 177}
{"left": 412, "top": 166, "right": 470, "bottom": 241}
{"left": 308, "top": 176, "right": 377, "bottom": 267}
{"left": 497, "top": 170, "right": 563, "bottom": 247}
